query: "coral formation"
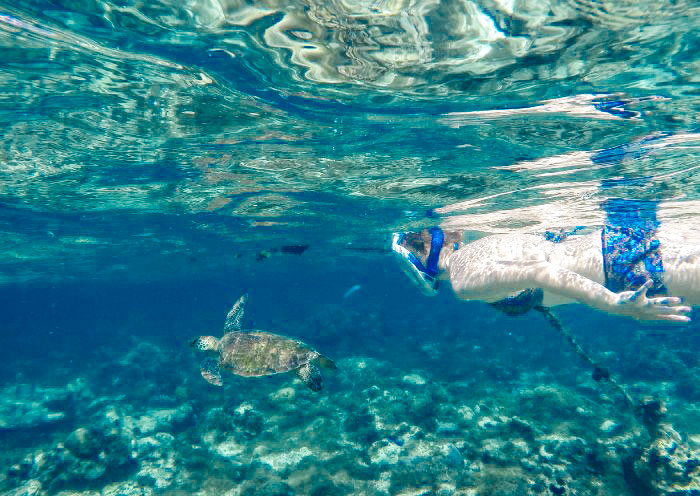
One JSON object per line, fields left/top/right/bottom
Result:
{"left": 1, "top": 304, "right": 699, "bottom": 496}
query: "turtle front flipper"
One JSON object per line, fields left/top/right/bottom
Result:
{"left": 224, "top": 293, "right": 248, "bottom": 333}
{"left": 200, "top": 358, "right": 223, "bottom": 386}
{"left": 296, "top": 362, "right": 322, "bottom": 392}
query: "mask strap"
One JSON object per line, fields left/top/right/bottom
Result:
{"left": 425, "top": 227, "right": 444, "bottom": 276}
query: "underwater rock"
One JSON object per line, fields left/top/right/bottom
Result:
{"left": 506, "top": 417, "right": 538, "bottom": 442}
{"left": 133, "top": 404, "right": 193, "bottom": 436}
{"left": 2, "top": 480, "right": 42, "bottom": 496}
{"left": 367, "top": 471, "right": 392, "bottom": 496}
{"left": 0, "top": 406, "right": 64, "bottom": 430}
{"left": 599, "top": 419, "right": 624, "bottom": 436}
{"left": 518, "top": 384, "right": 581, "bottom": 418}
{"left": 269, "top": 387, "right": 296, "bottom": 402}
{"left": 630, "top": 423, "right": 700, "bottom": 495}
{"left": 457, "top": 405, "right": 476, "bottom": 423}
{"left": 343, "top": 401, "right": 382, "bottom": 445}
{"left": 402, "top": 373, "right": 427, "bottom": 386}
{"left": 481, "top": 438, "right": 510, "bottom": 465}
{"left": 135, "top": 455, "right": 177, "bottom": 490}
{"left": 202, "top": 407, "right": 233, "bottom": 434}
{"left": 368, "top": 433, "right": 465, "bottom": 494}
{"left": 66, "top": 428, "right": 132, "bottom": 479}
{"left": 309, "top": 479, "right": 347, "bottom": 496}
{"left": 231, "top": 402, "right": 265, "bottom": 439}
{"left": 101, "top": 481, "right": 153, "bottom": 496}
{"left": 478, "top": 466, "right": 532, "bottom": 495}
{"left": 209, "top": 435, "right": 245, "bottom": 460}
{"left": 64, "top": 427, "right": 104, "bottom": 459}
{"left": 16, "top": 415, "right": 136, "bottom": 493}
{"left": 241, "top": 480, "right": 294, "bottom": 496}
{"left": 388, "top": 459, "right": 440, "bottom": 494}
{"left": 55, "top": 491, "right": 100, "bottom": 496}
{"left": 476, "top": 415, "right": 503, "bottom": 430}
{"left": 382, "top": 435, "right": 476, "bottom": 494}
{"left": 369, "top": 441, "right": 403, "bottom": 468}
{"left": 0, "top": 383, "right": 74, "bottom": 430}
{"left": 536, "top": 434, "right": 587, "bottom": 469}
{"left": 436, "top": 421, "right": 460, "bottom": 435}
{"left": 133, "top": 433, "right": 178, "bottom": 490}
{"left": 478, "top": 436, "right": 531, "bottom": 467}
{"left": 200, "top": 402, "right": 265, "bottom": 452}
{"left": 443, "top": 443, "right": 464, "bottom": 469}
{"left": 254, "top": 446, "right": 315, "bottom": 473}
{"left": 507, "top": 439, "right": 531, "bottom": 459}
{"left": 436, "top": 482, "right": 456, "bottom": 496}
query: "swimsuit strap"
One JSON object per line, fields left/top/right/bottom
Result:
{"left": 544, "top": 226, "right": 585, "bottom": 243}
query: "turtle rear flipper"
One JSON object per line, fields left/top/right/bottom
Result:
{"left": 296, "top": 362, "right": 322, "bottom": 392}
{"left": 317, "top": 355, "right": 337, "bottom": 370}
{"left": 200, "top": 358, "right": 223, "bottom": 386}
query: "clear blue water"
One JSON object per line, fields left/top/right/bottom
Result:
{"left": 2, "top": 1, "right": 700, "bottom": 495}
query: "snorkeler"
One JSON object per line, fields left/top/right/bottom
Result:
{"left": 391, "top": 202, "right": 695, "bottom": 322}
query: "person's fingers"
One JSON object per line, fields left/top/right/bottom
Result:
{"left": 650, "top": 305, "right": 692, "bottom": 315}
{"left": 661, "top": 314, "right": 691, "bottom": 323}
{"left": 650, "top": 296, "right": 683, "bottom": 305}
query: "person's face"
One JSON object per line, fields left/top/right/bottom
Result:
{"left": 399, "top": 230, "right": 432, "bottom": 264}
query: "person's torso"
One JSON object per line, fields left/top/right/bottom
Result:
{"left": 446, "top": 232, "right": 605, "bottom": 304}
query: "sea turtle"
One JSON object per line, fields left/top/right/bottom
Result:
{"left": 190, "top": 294, "right": 336, "bottom": 391}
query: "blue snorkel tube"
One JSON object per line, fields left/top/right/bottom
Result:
{"left": 391, "top": 227, "right": 445, "bottom": 296}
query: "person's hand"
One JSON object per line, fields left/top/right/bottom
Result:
{"left": 616, "top": 280, "right": 692, "bottom": 322}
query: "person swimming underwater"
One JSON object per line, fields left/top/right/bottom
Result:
{"left": 392, "top": 205, "right": 695, "bottom": 322}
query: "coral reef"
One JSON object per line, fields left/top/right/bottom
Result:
{"left": 1, "top": 305, "right": 699, "bottom": 496}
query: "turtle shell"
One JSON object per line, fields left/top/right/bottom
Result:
{"left": 218, "top": 331, "right": 319, "bottom": 377}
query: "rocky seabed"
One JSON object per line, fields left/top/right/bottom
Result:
{"left": 1, "top": 342, "right": 699, "bottom": 496}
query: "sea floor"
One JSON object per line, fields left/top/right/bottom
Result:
{"left": 1, "top": 303, "right": 699, "bottom": 496}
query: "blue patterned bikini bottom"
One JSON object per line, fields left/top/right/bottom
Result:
{"left": 601, "top": 200, "right": 667, "bottom": 296}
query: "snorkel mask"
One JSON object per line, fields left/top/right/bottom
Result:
{"left": 391, "top": 227, "right": 445, "bottom": 296}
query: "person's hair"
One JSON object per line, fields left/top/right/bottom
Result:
{"left": 401, "top": 231, "right": 426, "bottom": 256}
{"left": 443, "top": 230, "right": 462, "bottom": 246}
{"left": 402, "top": 228, "right": 463, "bottom": 257}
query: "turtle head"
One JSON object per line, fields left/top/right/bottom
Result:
{"left": 190, "top": 336, "right": 220, "bottom": 352}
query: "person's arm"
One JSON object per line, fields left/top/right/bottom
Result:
{"left": 450, "top": 259, "right": 691, "bottom": 322}
{"left": 533, "top": 262, "right": 690, "bottom": 322}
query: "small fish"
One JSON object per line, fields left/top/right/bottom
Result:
{"left": 255, "top": 244, "right": 309, "bottom": 262}
{"left": 343, "top": 284, "right": 361, "bottom": 299}
{"left": 280, "top": 244, "right": 309, "bottom": 255}
{"left": 256, "top": 250, "right": 272, "bottom": 261}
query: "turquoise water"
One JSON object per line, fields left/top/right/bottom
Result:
{"left": 2, "top": 1, "right": 700, "bottom": 495}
